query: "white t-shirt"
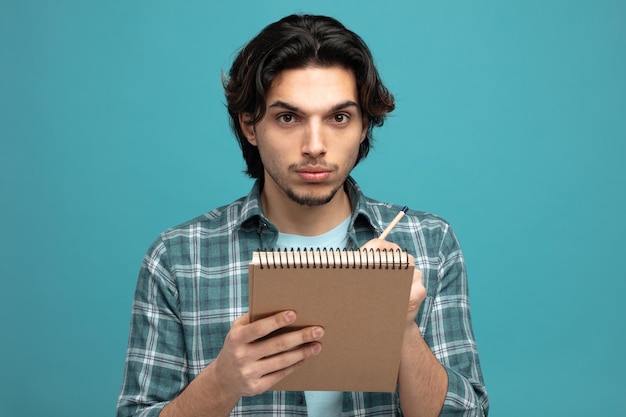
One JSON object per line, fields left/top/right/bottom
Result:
{"left": 275, "top": 216, "right": 351, "bottom": 417}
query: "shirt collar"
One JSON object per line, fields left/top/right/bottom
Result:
{"left": 344, "top": 176, "right": 377, "bottom": 231}
{"left": 237, "top": 181, "right": 268, "bottom": 232}
{"left": 235, "top": 176, "right": 379, "bottom": 234}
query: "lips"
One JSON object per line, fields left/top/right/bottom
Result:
{"left": 296, "top": 167, "right": 332, "bottom": 182}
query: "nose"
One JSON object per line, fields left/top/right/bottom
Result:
{"left": 301, "top": 120, "right": 327, "bottom": 158}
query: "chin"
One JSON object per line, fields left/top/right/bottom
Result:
{"left": 285, "top": 187, "right": 338, "bottom": 207}
{"left": 288, "top": 193, "right": 335, "bottom": 207}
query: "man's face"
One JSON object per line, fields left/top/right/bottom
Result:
{"left": 240, "top": 65, "right": 367, "bottom": 207}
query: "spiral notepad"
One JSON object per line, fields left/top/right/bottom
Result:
{"left": 248, "top": 248, "right": 415, "bottom": 392}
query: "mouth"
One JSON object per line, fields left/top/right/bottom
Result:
{"left": 295, "top": 166, "right": 332, "bottom": 182}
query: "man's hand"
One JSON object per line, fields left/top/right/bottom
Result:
{"left": 212, "top": 311, "right": 324, "bottom": 397}
{"left": 161, "top": 311, "right": 323, "bottom": 417}
{"left": 360, "top": 238, "right": 425, "bottom": 327}
{"left": 360, "top": 239, "right": 447, "bottom": 417}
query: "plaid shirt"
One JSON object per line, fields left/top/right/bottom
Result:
{"left": 116, "top": 177, "right": 488, "bottom": 416}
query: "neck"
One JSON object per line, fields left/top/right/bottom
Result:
{"left": 260, "top": 183, "right": 352, "bottom": 236}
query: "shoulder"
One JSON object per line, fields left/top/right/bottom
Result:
{"left": 168, "top": 197, "right": 246, "bottom": 235}
{"left": 364, "top": 196, "right": 452, "bottom": 231}
{"left": 145, "top": 196, "right": 248, "bottom": 258}
{"left": 349, "top": 178, "right": 452, "bottom": 234}
{"left": 363, "top": 195, "right": 460, "bottom": 255}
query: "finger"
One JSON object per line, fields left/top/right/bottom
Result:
{"left": 254, "top": 359, "right": 306, "bottom": 394}
{"left": 414, "top": 268, "right": 423, "bottom": 283}
{"left": 232, "top": 312, "right": 251, "bottom": 327}
{"left": 359, "top": 238, "right": 400, "bottom": 251}
{"left": 240, "top": 342, "right": 322, "bottom": 396}
{"left": 407, "top": 269, "right": 426, "bottom": 313}
{"left": 255, "top": 325, "right": 324, "bottom": 359}
{"left": 241, "top": 310, "right": 298, "bottom": 344}
{"left": 256, "top": 339, "right": 323, "bottom": 381}
{"left": 238, "top": 327, "right": 324, "bottom": 390}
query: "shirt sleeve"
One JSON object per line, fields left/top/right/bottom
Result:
{"left": 116, "top": 238, "right": 186, "bottom": 417}
{"left": 426, "top": 224, "right": 489, "bottom": 416}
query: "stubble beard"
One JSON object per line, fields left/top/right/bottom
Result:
{"left": 266, "top": 163, "right": 347, "bottom": 207}
{"left": 283, "top": 183, "right": 344, "bottom": 207}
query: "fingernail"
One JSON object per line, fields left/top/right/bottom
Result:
{"left": 312, "top": 327, "right": 323, "bottom": 339}
{"left": 311, "top": 343, "right": 321, "bottom": 355}
{"left": 284, "top": 311, "right": 296, "bottom": 323}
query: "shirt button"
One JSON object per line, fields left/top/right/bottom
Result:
{"left": 296, "top": 395, "right": 304, "bottom": 405}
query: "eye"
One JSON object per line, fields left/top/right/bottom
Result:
{"left": 277, "top": 113, "right": 296, "bottom": 123}
{"left": 332, "top": 113, "right": 350, "bottom": 124}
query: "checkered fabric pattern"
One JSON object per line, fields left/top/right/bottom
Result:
{"left": 116, "top": 177, "right": 488, "bottom": 416}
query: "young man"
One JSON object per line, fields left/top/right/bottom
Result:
{"left": 117, "top": 14, "right": 488, "bottom": 417}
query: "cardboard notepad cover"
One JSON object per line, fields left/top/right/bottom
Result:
{"left": 248, "top": 250, "right": 414, "bottom": 392}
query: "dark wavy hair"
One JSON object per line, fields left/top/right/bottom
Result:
{"left": 223, "top": 14, "right": 395, "bottom": 179}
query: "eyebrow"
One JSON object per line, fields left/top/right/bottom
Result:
{"left": 268, "top": 100, "right": 360, "bottom": 113}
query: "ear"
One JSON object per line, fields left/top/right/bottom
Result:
{"left": 360, "top": 115, "right": 369, "bottom": 143}
{"left": 239, "top": 113, "right": 257, "bottom": 146}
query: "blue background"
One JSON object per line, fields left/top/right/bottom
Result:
{"left": 1, "top": 1, "right": 624, "bottom": 415}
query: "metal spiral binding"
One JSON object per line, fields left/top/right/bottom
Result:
{"left": 256, "top": 248, "right": 410, "bottom": 269}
